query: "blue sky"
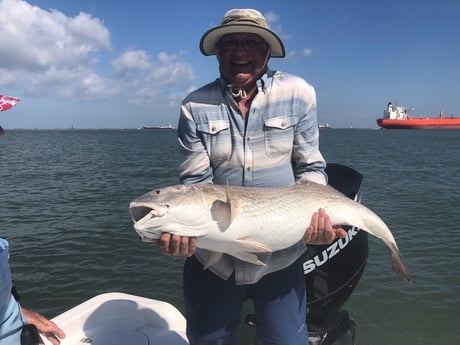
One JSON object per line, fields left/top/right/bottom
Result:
{"left": 1, "top": 0, "right": 459, "bottom": 129}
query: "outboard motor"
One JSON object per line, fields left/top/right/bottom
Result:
{"left": 244, "top": 164, "right": 368, "bottom": 345}
{"left": 304, "top": 163, "right": 368, "bottom": 345}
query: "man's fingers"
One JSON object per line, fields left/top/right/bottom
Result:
{"left": 159, "top": 233, "right": 196, "bottom": 256}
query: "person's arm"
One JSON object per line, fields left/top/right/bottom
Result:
{"left": 291, "top": 84, "right": 345, "bottom": 243}
{"left": 21, "top": 308, "right": 65, "bottom": 345}
{"left": 177, "top": 103, "right": 214, "bottom": 185}
{"left": 295, "top": 113, "right": 346, "bottom": 243}
{"left": 292, "top": 96, "right": 328, "bottom": 185}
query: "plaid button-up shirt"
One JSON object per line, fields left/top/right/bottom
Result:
{"left": 177, "top": 69, "right": 327, "bottom": 284}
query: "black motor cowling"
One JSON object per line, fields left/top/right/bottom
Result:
{"left": 245, "top": 164, "right": 368, "bottom": 345}
{"left": 303, "top": 163, "right": 368, "bottom": 345}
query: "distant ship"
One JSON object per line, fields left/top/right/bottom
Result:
{"left": 377, "top": 102, "right": 460, "bottom": 129}
{"left": 142, "top": 124, "right": 176, "bottom": 130}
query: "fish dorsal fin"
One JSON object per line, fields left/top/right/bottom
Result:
{"left": 225, "top": 182, "right": 240, "bottom": 222}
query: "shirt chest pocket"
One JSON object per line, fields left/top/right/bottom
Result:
{"left": 264, "top": 115, "right": 297, "bottom": 157}
{"left": 196, "top": 120, "right": 231, "bottom": 162}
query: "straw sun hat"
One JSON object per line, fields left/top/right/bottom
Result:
{"left": 200, "top": 9, "right": 286, "bottom": 58}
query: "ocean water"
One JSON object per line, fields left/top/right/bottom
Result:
{"left": 1, "top": 129, "right": 459, "bottom": 345}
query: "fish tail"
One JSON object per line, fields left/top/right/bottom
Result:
{"left": 388, "top": 244, "right": 412, "bottom": 284}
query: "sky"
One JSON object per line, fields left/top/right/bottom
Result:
{"left": 0, "top": 0, "right": 459, "bottom": 129}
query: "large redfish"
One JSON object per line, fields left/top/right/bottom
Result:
{"left": 129, "top": 182, "right": 411, "bottom": 284}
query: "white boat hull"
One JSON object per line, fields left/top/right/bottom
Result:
{"left": 43, "top": 292, "right": 188, "bottom": 345}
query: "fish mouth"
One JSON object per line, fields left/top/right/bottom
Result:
{"left": 130, "top": 203, "right": 168, "bottom": 226}
{"left": 130, "top": 205, "right": 154, "bottom": 223}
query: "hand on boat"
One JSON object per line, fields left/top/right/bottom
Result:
{"left": 304, "top": 208, "right": 347, "bottom": 245}
{"left": 21, "top": 308, "right": 66, "bottom": 345}
{"left": 159, "top": 233, "right": 197, "bottom": 257}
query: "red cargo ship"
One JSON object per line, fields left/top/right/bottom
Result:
{"left": 377, "top": 102, "right": 460, "bottom": 129}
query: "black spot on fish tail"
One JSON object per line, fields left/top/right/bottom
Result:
{"left": 388, "top": 243, "right": 412, "bottom": 284}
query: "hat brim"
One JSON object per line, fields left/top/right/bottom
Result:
{"left": 200, "top": 24, "right": 286, "bottom": 58}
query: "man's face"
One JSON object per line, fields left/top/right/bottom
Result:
{"left": 217, "top": 33, "right": 269, "bottom": 88}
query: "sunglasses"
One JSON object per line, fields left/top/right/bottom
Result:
{"left": 217, "top": 39, "right": 268, "bottom": 52}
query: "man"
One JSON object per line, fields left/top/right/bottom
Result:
{"left": 159, "top": 9, "right": 346, "bottom": 345}
{"left": 1, "top": 96, "right": 65, "bottom": 345}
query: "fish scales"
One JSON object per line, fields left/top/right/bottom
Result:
{"left": 130, "top": 182, "right": 412, "bottom": 284}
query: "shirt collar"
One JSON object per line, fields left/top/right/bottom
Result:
{"left": 219, "top": 67, "right": 273, "bottom": 96}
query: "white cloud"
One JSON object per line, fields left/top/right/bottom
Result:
{"left": 302, "top": 48, "right": 313, "bottom": 57}
{"left": 112, "top": 50, "right": 152, "bottom": 78}
{"left": 264, "top": 11, "right": 290, "bottom": 41}
{"left": 147, "top": 52, "right": 194, "bottom": 85}
{"left": 264, "top": 11, "right": 281, "bottom": 34}
{"left": 0, "top": 0, "right": 194, "bottom": 109}
{"left": 0, "top": 68, "right": 16, "bottom": 86}
{"left": 0, "top": 0, "right": 110, "bottom": 70}
{"left": 112, "top": 50, "right": 194, "bottom": 106}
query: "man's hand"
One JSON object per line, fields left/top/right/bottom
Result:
{"left": 303, "top": 208, "right": 347, "bottom": 245}
{"left": 159, "top": 233, "right": 197, "bottom": 257}
{"left": 21, "top": 308, "right": 65, "bottom": 345}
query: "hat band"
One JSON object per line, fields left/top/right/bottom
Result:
{"left": 221, "top": 18, "right": 268, "bottom": 28}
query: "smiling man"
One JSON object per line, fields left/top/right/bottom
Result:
{"left": 155, "top": 8, "right": 346, "bottom": 345}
